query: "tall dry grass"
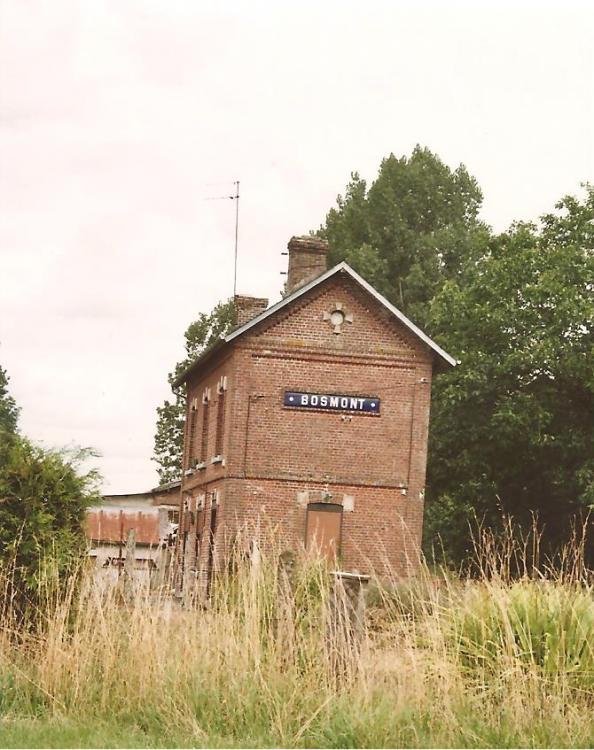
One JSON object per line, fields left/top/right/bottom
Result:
{"left": 0, "top": 525, "right": 593, "bottom": 747}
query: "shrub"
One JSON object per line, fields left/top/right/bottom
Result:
{"left": 0, "top": 435, "right": 100, "bottom": 615}
{"left": 446, "top": 579, "right": 594, "bottom": 690}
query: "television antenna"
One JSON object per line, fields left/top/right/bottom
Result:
{"left": 204, "top": 180, "right": 240, "bottom": 297}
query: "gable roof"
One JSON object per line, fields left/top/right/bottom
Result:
{"left": 174, "top": 262, "right": 457, "bottom": 387}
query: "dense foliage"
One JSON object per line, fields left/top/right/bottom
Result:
{"left": 319, "top": 145, "right": 490, "bottom": 328}
{"left": 152, "top": 298, "right": 236, "bottom": 484}
{"left": 0, "top": 365, "right": 100, "bottom": 609}
{"left": 318, "top": 149, "right": 593, "bottom": 563}
{"left": 0, "top": 440, "right": 100, "bottom": 601}
{"left": 0, "top": 365, "right": 19, "bottom": 435}
{"left": 426, "top": 191, "right": 594, "bottom": 561}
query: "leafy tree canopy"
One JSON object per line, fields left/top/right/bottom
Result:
{"left": 425, "top": 186, "right": 594, "bottom": 561}
{"left": 318, "top": 145, "right": 490, "bottom": 327}
{"left": 152, "top": 299, "right": 236, "bottom": 485}
{"left": 0, "top": 366, "right": 100, "bottom": 609}
{"left": 0, "top": 364, "right": 19, "bottom": 435}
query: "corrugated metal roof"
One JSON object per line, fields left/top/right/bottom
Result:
{"left": 86, "top": 509, "right": 161, "bottom": 545}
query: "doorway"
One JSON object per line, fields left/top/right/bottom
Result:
{"left": 305, "top": 502, "right": 343, "bottom": 560}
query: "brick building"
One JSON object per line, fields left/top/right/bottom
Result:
{"left": 174, "top": 236, "right": 455, "bottom": 593}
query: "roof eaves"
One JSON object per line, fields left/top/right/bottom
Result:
{"left": 172, "top": 336, "right": 228, "bottom": 389}
{"left": 226, "top": 261, "right": 456, "bottom": 367}
{"left": 339, "top": 264, "right": 458, "bottom": 368}
{"left": 150, "top": 479, "right": 182, "bottom": 493}
{"left": 224, "top": 262, "right": 349, "bottom": 344}
{"left": 174, "top": 261, "right": 456, "bottom": 386}
{"left": 174, "top": 267, "right": 346, "bottom": 388}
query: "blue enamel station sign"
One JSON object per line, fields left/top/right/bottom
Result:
{"left": 284, "top": 391, "right": 380, "bottom": 414}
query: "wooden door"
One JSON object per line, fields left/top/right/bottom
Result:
{"left": 305, "top": 503, "right": 342, "bottom": 560}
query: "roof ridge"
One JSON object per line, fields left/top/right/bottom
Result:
{"left": 173, "top": 262, "right": 456, "bottom": 386}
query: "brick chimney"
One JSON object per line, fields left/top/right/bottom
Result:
{"left": 286, "top": 236, "right": 329, "bottom": 295}
{"left": 234, "top": 295, "right": 269, "bottom": 327}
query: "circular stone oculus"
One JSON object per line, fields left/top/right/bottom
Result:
{"left": 330, "top": 309, "right": 345, "bottom": 326}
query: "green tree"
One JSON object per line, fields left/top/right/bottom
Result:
{"left": 152, "top": 299, "right": 236, "bottom": 484}
{"left": 318, "top": 145, "right": 490, "bottom": 327}
{"left": 0, "top": 365, "right": 100, "bottom": 612}
{"left": 0, "top": 438, "right": 100, "bottom": 611}
{"left": 425, "top": 187, "right": 594, "bottom": 562}
{"left": 0, "top": 364, "right": 19, "bottom": 435}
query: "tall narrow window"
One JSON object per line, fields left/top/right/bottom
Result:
{"left": 182, "top": 412, "right": 191, "bottom": 470}
{"left": 194, "top": 496, "right": 206, "bottom": 569}
{"left": 215, "top": 376, "right": 227, "bottom": 457}
{"left": 186, "top": 398, "right": 198, "bottom": 468}
{"left": 200, "top": 390, "right": 210, "bottom": 464}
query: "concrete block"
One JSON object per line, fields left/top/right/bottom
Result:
{"left": 296, "top": 490, "right": 309, "bottom": 507}
{"left": 342, "top": 494, "right": 355, "bottom": 512}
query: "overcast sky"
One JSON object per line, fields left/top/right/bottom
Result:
{"left": 1, "top": 0, "right": 593, "bottom": 494}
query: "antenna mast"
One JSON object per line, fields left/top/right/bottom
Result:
{"left": 204, "top": 180, "right": 240, "bottom": 298}
{"left": 233, "top": 180, "right": 239, "bottom": 298}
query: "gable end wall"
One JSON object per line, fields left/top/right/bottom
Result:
{"left": 178, "top": 273, "right": 435, "bottom": 583}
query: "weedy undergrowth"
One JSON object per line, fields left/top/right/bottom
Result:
{"left": 0, "top": 522, "right": 592, "bottom": 748}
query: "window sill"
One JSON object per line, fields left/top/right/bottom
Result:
{"left": 211, "top": 455, "right": 224, "bottom": 465}
{"left": 196, "top": 462, "right": 207, "bottom": 471}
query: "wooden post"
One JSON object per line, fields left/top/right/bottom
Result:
{"left": 123, "top": 528, "right": 136, "bottom": 601}
{"left": 327, "top": 571, "right": 370, "bottom": 681}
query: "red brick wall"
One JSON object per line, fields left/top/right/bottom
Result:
{"left": 178, "top": 271, "right": 436, "bottom": 582}
{"left": 219, "top": 478, "right": 425, "bottom": 575}
{"left": 235, "top": 295, "right": 268, "bottom": 327}
{"left": 286, "top": 236, "right": 328, "bottom": 294}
